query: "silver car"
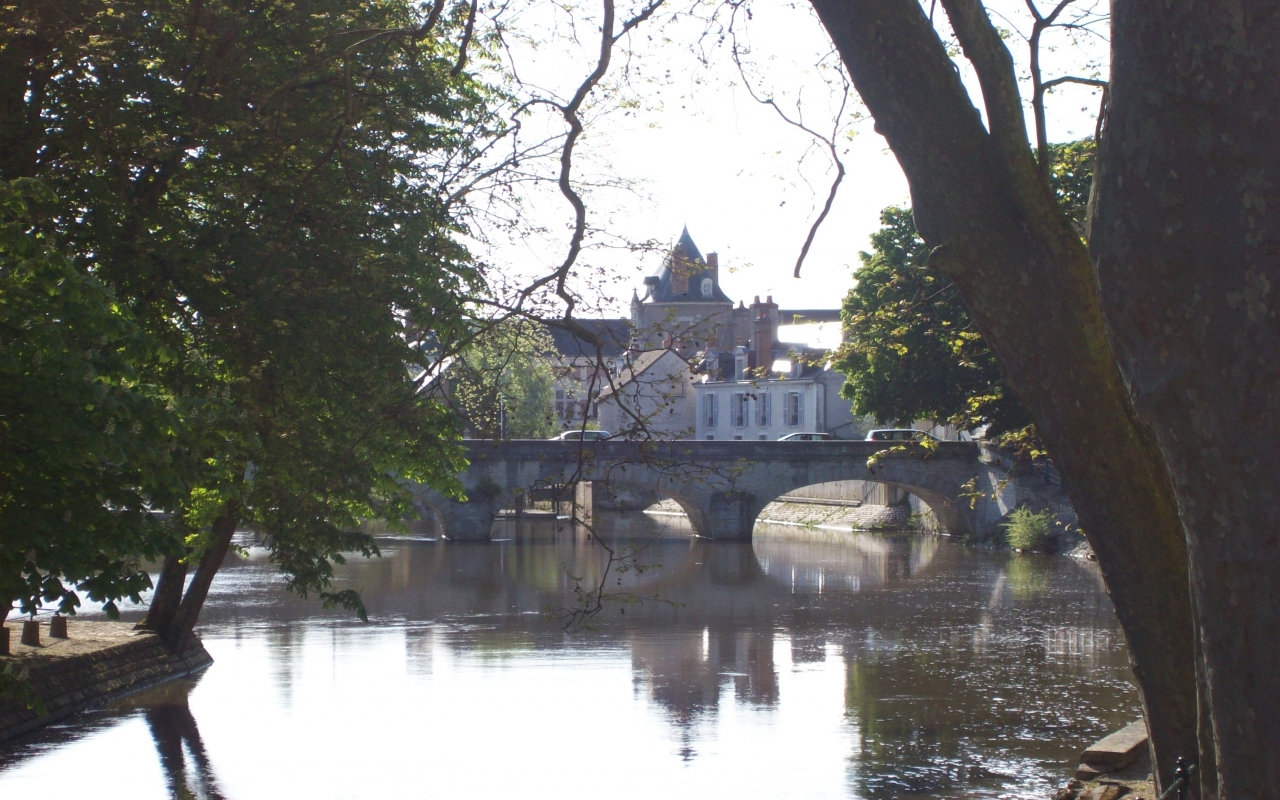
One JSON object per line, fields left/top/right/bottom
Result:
{"left": 552, "top": 429, "right": 612, "bottom": 441}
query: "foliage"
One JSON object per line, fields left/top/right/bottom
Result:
{"left": 1047, "top": 139, "right": 1096, "bottom": 236}
{"left": 447, "top": 320, "right": 557, "bottom": 439}
{"left": 0, "top": 0, "right": 501, "bottom": 619}
{"left": 1003, "top": 507, "right": 1053, "bottom": 552}
{"left": 833, "top": 140, "right": 1094, "bottom": 439}
{"left": 0, "top": 179, "right": 197, "bottom": 618}
{"left": 833, "top": 206, "right": 1032, "bottom": 437}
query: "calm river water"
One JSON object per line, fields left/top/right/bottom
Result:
{"left": 0, "top": 513, "right": 1139, "bottom": 799}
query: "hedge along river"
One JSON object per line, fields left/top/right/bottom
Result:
{"left": 0, "top": 512, "right": 1139, "bottom": 799}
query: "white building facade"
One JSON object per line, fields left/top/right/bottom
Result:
{"left": 695, "top": 369, "right": 858, "bottom": 441}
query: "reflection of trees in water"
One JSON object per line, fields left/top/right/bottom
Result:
{"left": 1006, "top": 555, "right": 1052, "bottom": 599}
{"left": 140, "top": 680, "right": 224, "bottom": 800}
{"left": 838, "top": 558, "right": 1139, "bottom": 799}
{"left": 181, "top": 515, "right": 1135, "bottom": 788}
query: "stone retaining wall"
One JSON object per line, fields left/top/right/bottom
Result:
{"left": 0, "top": 622, "right": 212, "bottom": 743}
{"left": 647, "top": 498, "right": 917, "bottom": 531}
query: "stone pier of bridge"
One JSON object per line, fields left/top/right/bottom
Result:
{"left": 408, "top": 440, "right": 1014, "bottom": 542}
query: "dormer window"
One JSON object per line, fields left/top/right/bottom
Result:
{"left": 700, "top": 277, "right": 713, "bottom": 298}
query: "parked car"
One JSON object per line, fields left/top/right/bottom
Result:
{"left": 777, "top": 432, "right": 836, "bottom": 441}
{"left": 865, "top": 429, "right": 938, "bottom": 442}
{"left": 552, "top": 429, "right": 612, "bottom": 441}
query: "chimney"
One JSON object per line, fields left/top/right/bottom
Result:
{"left": 707, "top": 252, "right": 719, "bottom": 289}
{"left": 750, "top": 295, "right": 779, "bottom": 373}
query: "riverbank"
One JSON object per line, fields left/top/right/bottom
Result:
{"left": 0, "top": 620, "right": 211, "bottom": 743}
{"left": 646, "top": 497, "right": 915, "bottom": 532}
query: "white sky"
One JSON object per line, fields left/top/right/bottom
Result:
{"left": 472, "top": 0, "right": 1108, "bottom": 316}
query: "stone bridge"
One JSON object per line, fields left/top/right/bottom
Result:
{"left": 409, "top": 440, "right": 1013, "bottom": 541}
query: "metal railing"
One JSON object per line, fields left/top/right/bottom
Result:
{"left": 1157, "top": 757, "right": 1196, "bottom": 800}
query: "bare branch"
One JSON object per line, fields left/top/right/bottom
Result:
{"left": 1042, "top": 75, "right": 1107, "bottom": 90}
{"left": 726, "top": 5, "right": 849, "bottom": 278}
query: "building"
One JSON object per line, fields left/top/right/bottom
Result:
{"left": 630, "top": 227, "right": 753, "bottom": 356}
{"left": 595, "top": 348, "right": 696, "bottom": 439}
{"left": 692, "top": 295, "right": 860, "bottom": 441}
{"left": 546, "top": 319, "right": 631, "bottom": 431}
{"left": 544, "top": 227, "right": 856, "bottom": 441}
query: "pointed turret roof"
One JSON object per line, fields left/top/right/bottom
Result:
{"left": 639, "top": 227, "right": 732, "bottom": 305}
{"left": 675, "top": 225, "right": 704, "bottom": 263}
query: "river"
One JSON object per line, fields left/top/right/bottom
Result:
{"left": 0, "top": 512, "right": 1139, "bottom": 799}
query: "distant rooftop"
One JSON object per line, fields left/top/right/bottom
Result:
{"left": 548, "top": 318, "right": 631, "bottom": 358}
{"left": 642, "top": 227, "right": 732, "bottom": 305}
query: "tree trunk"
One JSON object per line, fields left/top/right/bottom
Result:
{"left": 166, "top": 511, "right": 239, "bottom": 650}
{"left": 137, "top": 554, "right": 190, "bottom": 646}
{"left": 1091, "top": 3, "right": 1280, "bottom": 795}
{"left": 808, "top": 0, "right": 1200, "bottom": 790}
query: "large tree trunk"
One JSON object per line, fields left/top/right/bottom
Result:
{"left": 1091, "top": 3, "right": 1280, "bottom": 796}
{"left": 808, "top": 0, "right": 1200, "bottom": 790}
{"left": 137, "top": 554, "right": 190, "bottom": 646}
{"left": 164, "top": 511, "right": 239, "bottom": 650}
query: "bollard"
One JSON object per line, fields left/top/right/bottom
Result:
{"left": 0, "top": 626, "right": 9, "bottom": 656}
{"left": 50, "top": 615, "right": 68, "bottom": 639}
{"left": 21, "top": 619, "right": 40, "bottom": 647}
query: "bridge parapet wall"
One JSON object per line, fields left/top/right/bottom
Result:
{"left": 409, "top": 440, "right": 994, "bottom": 541}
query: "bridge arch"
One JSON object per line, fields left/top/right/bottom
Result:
{"left": 405, "top": 440, "right": 990, "bottom": 542}
{"left": 594, "top": 475, "right": 707, "bottom": 535}
{"left": 720, "top": 457, "right": 976, "bottom": 540}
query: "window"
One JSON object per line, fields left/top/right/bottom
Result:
{"left": 701, "top": 277, "right": 713, "bottom": 297}
{"left": 784, "top": 392, "right": 803, "bottom": 426}
{"left": 703, "top": 393, "right": 718, "bottom": 428}
{"left": 757, "top": 392, "right": 771, "bottom": 426}
{"left": 730, "top": 393, "right": 747, "bottom": 427}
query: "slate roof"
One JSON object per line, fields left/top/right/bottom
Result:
{"left": 596, "top": 348, "right": 687, "bottom": 399}
{"left": 675, "top": 226, "right": 703, "bottom": 262}
{"left": 643, "top": 227, "right": 733, "bottom": 305}
{"left": 548, "top": 318, "right": 631, "bottom": 358}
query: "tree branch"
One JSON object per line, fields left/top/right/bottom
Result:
{"left": 937, "top": 0, "right": 1036, "bottom": 176}
{"left": 1041, "top": 75, "right": 1107, "bottom": 90}
{"left": 451, "top": 0, "right": 479, "bottom": 76}
{"left": 727, "top": 14, "right": 849, "bottom": 279}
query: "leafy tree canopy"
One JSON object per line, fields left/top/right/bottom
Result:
{"left": 0, "top": 0, "right": 503, "bottom": 623}
{"left": 0, "top": 179, "right": 199, "bottom": 616}
{"left": 833, "top": 140, "right": 1093, "bottom": 439}
{"left": 446, "top": 320, "right": 558, "bottom": 440}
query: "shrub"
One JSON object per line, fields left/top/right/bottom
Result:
{"left": 1003, "top": 507, "right": 1053, "bottom": 552}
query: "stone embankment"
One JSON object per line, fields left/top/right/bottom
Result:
{"left": 1053, "top": 720, "right": 1156, "bottom": 800}
{"left": 646, "top": 498, "right": 915, "bottom": 532}
{"left": 0, "top": 620, "right": 212, "bottom": 743}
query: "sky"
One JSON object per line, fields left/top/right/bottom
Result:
{"left": 471, "top": 0, "right": 1109, "bottom": 317}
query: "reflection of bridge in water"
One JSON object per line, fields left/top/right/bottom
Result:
{"left": 318, "top": 517, "right": 945, "bottom": 632}
{"left": 410, "top": 440, "right": 1013, "bottom": 541}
